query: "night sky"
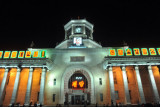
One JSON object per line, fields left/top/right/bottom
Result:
{"left": 1, "top": 1, "right": 160, "bottom": 50}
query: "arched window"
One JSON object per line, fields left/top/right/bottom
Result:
{"left": 68, "top": 72, "right": 88, "bottom": 89}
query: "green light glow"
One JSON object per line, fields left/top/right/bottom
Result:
{"left": 18, "top": 51, "right": 25, "bottom": 58}
{"left": 133, "top": 48, "right": 141, "bottom": 56}
{"left": 40, "top": 50, "right": 46, "bottom": 58}
{"left": 0, "top": 51, "right": 3, "bottom": 58}
{"left": 141, "top": 48, "right": 148, "bottom": 55}
{"left": 4, "top": 51, "right": 11, "bottom": 59}
{"left": 149, "top": 48, "right": 157, "bottom": 55}
{"left": 109, "top": 49, "right": 116, "bottom": 56}
{"left": 117, "top": 49, "right": 124, "bottom": 56}
{"left": 11, "top": 51, "right": 18, "bottom": 58}
{"left": 125, "top": 48, "right": 132, "bottom": 56}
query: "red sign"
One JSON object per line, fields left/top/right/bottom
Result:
{"left": 72, "top": 80, "right": 85, "bottom": 88}
{"left": 79, "top": 81, "right": 84, "bottom": 88}
{"left": 72, "top": 81, "right": 77, "bottom": 88}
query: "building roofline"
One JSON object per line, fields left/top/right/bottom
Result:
{"left": 64, "top": 19, "right": 94, "bottom": 30}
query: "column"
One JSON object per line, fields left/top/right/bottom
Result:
{"left": 0, "top": 68, "right": 9, "bottom": 105}
{"left": 134, "top": 66, "right": 146, "bottom": 104}
{"left": 25, "top": 67, "right": 33, "bottom": 105}
{"left": 108, "top": 66, "right": 116, "bottom": 105}
{"left": 122, "top": 66, "right": 131, "bottom": 105}
{"left": 10, "top": 68, "right": 21, "bottom": 104}
{"left": 148, "top": 65, "right": 160, "bottom": 102}
{"left": 39, "top": 68, "right": 46, "bottom": 105}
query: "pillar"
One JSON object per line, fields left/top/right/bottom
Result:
{"left": 25, "top": 67, "right": 33, "bottom": 105}
{"left": 122, "top": 66, "right": 131, "bottom": 105}
{"left": 148, "top": 65, "right": 160, "bottom": 103}
{"left": 134, "top": 66, "right": 146, "bottom": 104}
{"left": 0, "top": 68, "right": 9, "bottom": 105}
{"left": 10, "top": 68, "right": 21, "bottom": 104}
{"left": 108, "top": 66, "right": 116, "bottom": 105}
{"left": 39, "top": 68, "right": 46, "bottom": 105}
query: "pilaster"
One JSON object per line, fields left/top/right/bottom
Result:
{"left": 39, "top": 68, "right": 46, "bottom": 105}
{"left": 121, "top": 66, "right": 131, "bottom": 105}
{"left": 148, "top": 65, "right": 160, "bottom": 103}
{"left": 134, "top": 66, "right": 146, "bottom": 104}
{"left": 108, "top": 66, "right": 116, "bottom": 105}
{"left": 10, "top": 68, "right": 21, "bottom": 104}
{"left": 25, "top": 67, "right": 33, "bottom": 105}
{"left": 0, "top": 68, "right": 9, "bottom": 105}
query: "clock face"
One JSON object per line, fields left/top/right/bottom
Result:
{"left": 75, "top": 27, "right": 82, "bottom": 33}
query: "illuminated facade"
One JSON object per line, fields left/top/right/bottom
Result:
{"left": 0, "top": 19, "right": 160, "bottom": 106}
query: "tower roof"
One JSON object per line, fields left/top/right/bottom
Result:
{"left": 64, "top": 19, "right": 94, "bottom": 31}
{"left": 55, "top": 19, "right": 101, "bottom": 49}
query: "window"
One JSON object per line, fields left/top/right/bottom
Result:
{"left": 74, "top": 26, "right": 83, "bottom": 34}
{"left": 3, "top": 91, "right": 6, "bottom": 101}
{"left": 100, "top": 93, "right": 103, "bottom": 101}
{"left": 70, "top": 56, "right": 85, "bottom": 62}
{"left": 39, "top": 73, "right": 41, "bottom": 85}
{"left": 53, "top": 94, "right": 56, "bottom": 102}
{"left": 54, "top": 79, "right": 56, "bottom": 85}
{"left": 129, "top": 90, "right": 131, "bottom": 99}
{"left": 99, "top": 78, "right": 102, "bottom": 85}
{"left": 113, "top": 72, "right": 117, "bottom": 84}
{"left": 115, "top": 91, "right": 119, "bottom": 100}
{"left": 6, "top": 75, "right": 10, "bottom": 85}
{"left": 67, "top": 28, "right": 71, "bottom": 38}
{"left": 127, "top": 71, "right": 129, "bottom": 83}
{"left": 127, "top": 76, "right": 129, "bottom": 83}
{"left": 37, "top": 92, "right": 40, "bottom": 101}
{"left": 85, "top": 27, "right": 91, "bottom": 38}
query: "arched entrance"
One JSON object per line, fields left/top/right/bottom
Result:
{"left": 67, "top": 72, "right": 89, "bottom": 105}
{"left": 60, "top": 65, "right": 95, "bottom": 105}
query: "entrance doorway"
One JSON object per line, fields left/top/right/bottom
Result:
{"left": 67, "top": 72, "right": 89, "bottom": 105}
{"left": 63, "top": 69, "right": 94, "bottom": 105}
{"left": 67, "top": 91, "right": 90, "bottom": 105}
{"left": 71, "top": 95, "right": 85, "bottom": 105}
{"left": 75, "top": 95, "right": 81, "bottom": 104}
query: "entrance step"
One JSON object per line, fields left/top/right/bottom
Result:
{"left": 43, "top": 105, "right": 140, "bottom": 107}
{"left": 44, "top": 105, "right": 96, "bottom": 107}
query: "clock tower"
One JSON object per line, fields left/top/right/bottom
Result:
{"left": 64, "top": 19, "right": 93, "bottom": 40}
{"left": 55, "top": 19, "right": 102, "bottom": 48}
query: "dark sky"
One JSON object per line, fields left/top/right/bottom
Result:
{"left": 1, "top": 1, "right": 160, "bottom": 50}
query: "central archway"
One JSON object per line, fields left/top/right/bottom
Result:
{"left": 60, "top": 65, "right": 95, "bottom": 104}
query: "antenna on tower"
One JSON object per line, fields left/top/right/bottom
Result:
{"left": 30, "top": 41, "right": 35, "bottom": 48}
{"left": 123, "top": 40, "right": 129, "bottom": 49}
{"left": 123, "top": 40, "right": 127, "bottom": 46}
